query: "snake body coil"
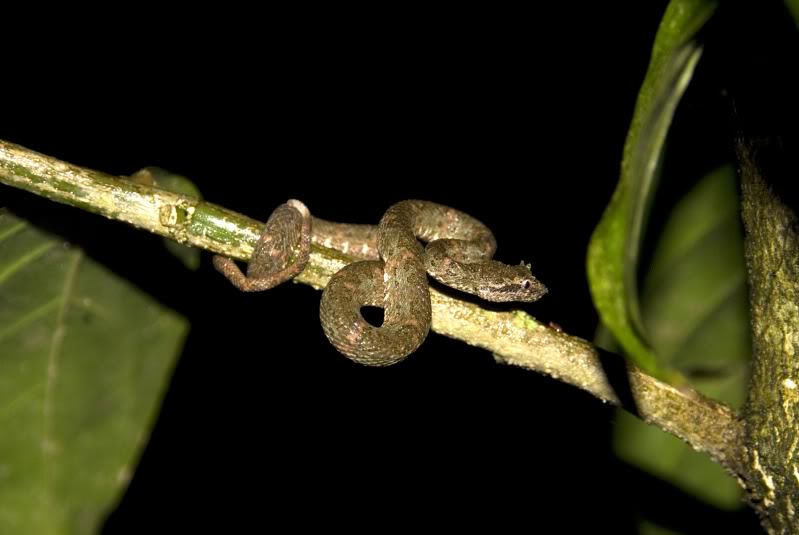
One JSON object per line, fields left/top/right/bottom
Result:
{"left": 214, "top": 200, "right": 547, "bottom": 366}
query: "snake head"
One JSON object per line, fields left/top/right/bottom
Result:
{"left": 474, "top": 261, "right": 547, "bottom": 303}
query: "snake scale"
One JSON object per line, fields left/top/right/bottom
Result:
{"left": 213, "top": 200, "right": 547, "bottom": 366}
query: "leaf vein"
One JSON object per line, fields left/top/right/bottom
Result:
{"left": 0, "top": 381, "right": 45, "bottom": 420}
{"left": 670, "top": 274, "right": 746, "bottom": 362}
{"left": 41, "top": 249, "right": 82, "bottom": 510}
{"left": 0, "top": 242, "right": 57, "bottom": 287}
{"left": 0, "top": 298, "right": 60, "bottom": 343}
{"left": 0, "top": 220, "right": 27, "bottom": 243}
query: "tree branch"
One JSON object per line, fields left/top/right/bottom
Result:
{"left": 0, "top": 138, "right": 745, "bottom": 478}
{"left": 736, "top": 137, "right": 799, "bottom": 533}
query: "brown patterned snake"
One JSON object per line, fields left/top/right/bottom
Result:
{"left": 213, "top": 200, "right": 547, "bottom": 366}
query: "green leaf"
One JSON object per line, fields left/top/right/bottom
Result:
{"left": 128, "top": 167, "right": 203, "bottom": 270}
{"left": 638, "top": 521, "right": 683, "bottom": 535}
{"left": 786, "top": 0, "right": 799, "bottom": 26}
{"left": 640, "top": 165, "right": 750, "bottom": 393}
{"left": 0, "top": 208, "right": 187, "bottom": 534}
{"left": 614, "top": 165, "right": 750, "bottom": 512}
{"left": 586, "top": 0, "right": 717, "bottom": 381}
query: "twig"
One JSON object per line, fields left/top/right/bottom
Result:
{"left": 0, "top": 138, "right": 745, "bottom": 478}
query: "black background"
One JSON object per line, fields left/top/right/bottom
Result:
{"left": 4, "top": 1, "right": 786, "bottom": 532}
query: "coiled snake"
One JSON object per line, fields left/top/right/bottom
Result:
{"left": 213, "top": 200, "right": 546, "bottom": 366}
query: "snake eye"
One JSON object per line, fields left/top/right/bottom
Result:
{"left": 523, "top": 280, "right": 531, "bottom": 290}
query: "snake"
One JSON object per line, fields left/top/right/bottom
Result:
{"left": 213, "top": 199, "right": 547, "bottom": 366}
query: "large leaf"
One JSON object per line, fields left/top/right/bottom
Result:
{"left": 639, "top": 165, "right": 749, "bottom": 388}
{"left": 614, "top": 166, "right": 750, "bottom": 519}
{"left": 0, "top": 208, "right": 187, "bottom": 534}
{"left": 586, "top": 0, "right": 716, "bottom": 381}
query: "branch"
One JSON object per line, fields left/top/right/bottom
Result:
{"left": 736, "top": 137, "right": 799, "bottom": 533}
{"left": 0, "top": 140, "right": 264, "bottom": 261}
{"left": 0, "top": 138, "right": 745, "bottom": 477}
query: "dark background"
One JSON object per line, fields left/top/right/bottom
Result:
{"left": 5, "top": 1, "right": 790, "bottom": 532}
